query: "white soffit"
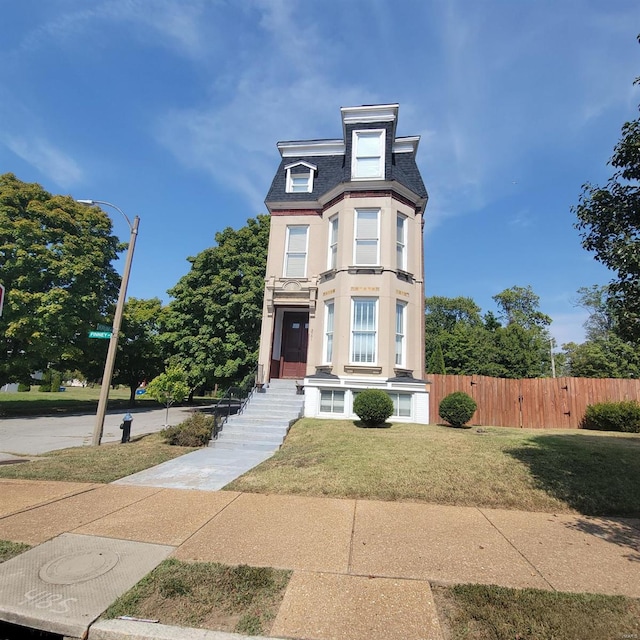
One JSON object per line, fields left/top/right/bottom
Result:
{"left": 278, "top": 140, "right": 344, "bottom": 157}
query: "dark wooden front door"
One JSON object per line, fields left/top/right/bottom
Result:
{"left": 280, "top": 312, "right": 309, "bottom": 378}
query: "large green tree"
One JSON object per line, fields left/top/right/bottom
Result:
{"left": 425, "top": 287, "right": 553, "bottom": 378}
{"left": 113, "top": 297, "right": 166, "bottom": 405}
{"left": 574, "top": 62, "right": 640, "bottom": 341}
{"left": 0, "top": 174, "right": 120, "bottom": 386}
{"left": 163, "top": 215, "right": 270, "bottom": 394}
{"left": 562, "top": 285, "right": 640, "bottom": 377}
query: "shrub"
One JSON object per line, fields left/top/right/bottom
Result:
{"left": 580, "top": 401, "right": 640, "bottom": 433}
{"left": 17, "top": 383, "right": 30, "bottom": 392}
{"left": 162, "top": 412, "right": 214, "bottom": 447}
{"left": 439, "top": 391, "right": 477, "bottom": 428}
{"left": 353, "top": 389, "right": 394, "bottom": 427}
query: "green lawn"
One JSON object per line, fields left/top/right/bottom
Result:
{"left": 0, "top": 432, "right": 196, "bottom": 483}
{"left": 226, "top": 418, "right": 640, "bottom": 516}
{"left": 0, "top": 386, "right": 217, "bottom": 417}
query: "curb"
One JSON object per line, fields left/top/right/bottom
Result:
{"left": 88, "top": 619, "right": 283, "bottom": 640}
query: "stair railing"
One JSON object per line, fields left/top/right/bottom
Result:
{"left": 210, "top": 365, "right": 261, "bottom": 439}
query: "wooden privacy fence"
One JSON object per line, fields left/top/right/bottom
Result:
{"left": 428, "top": 374, "right": 640, "bottom": 429}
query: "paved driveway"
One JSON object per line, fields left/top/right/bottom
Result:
{"left": 0, "top": 405, "right": 195, "bottom": 456}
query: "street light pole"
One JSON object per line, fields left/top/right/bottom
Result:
{"left": 77, "top": 199, "right": 140, "bottom": 446}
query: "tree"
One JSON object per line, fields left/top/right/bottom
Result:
{"left": 561, "top": 284, "right": 640, "bottom": 378}
{"left": 425, "top": 296, "right": 482, "bottom": 371}
{"left": 425, "top": 289, "right": 553, "bottom": 378}
{"left": 0, "top": 174, "right": 120, "bottom": 387}
{"left": 563, "top": 336, "right": 640, "bottom": 378}
{"left": 113, "top": 297, "right": 166, "bottom": 405}
{"left": 492, "top": 286, "right": 552, "bottom": 330}
{"left": 146, "top": 366, "right": 190, "bottom": 426}
{"left": 574, "top": 57, "right": 640, "bottom": 341}
{"left": 163, "top": 215, "right": 269, "bottom": 394}
{"left": 427, "top": 341, "right": 446, "bottom": 374}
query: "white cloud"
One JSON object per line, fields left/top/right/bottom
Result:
{"left": 3, "top": 135, "right": 83, "bottom": 187}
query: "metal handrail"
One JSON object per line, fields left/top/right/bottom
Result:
{"left": 210, "top": 365, "right": 260, "bottom": 439}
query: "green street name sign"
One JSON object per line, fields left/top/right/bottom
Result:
{"left": 88, "top": 331, "right": 112, "bottom": 339}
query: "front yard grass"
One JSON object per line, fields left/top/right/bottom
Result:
{"left": 103, "top": 558, "right": 290, "bottom": 636}
{"left": 0, "top": 540, "right": 30, "bottom": 563}
{"left": 226, "top": 418, "right": 640, "bottom": 516}
{"left": 0, "top": 432, "right": 196, "bottom": 483}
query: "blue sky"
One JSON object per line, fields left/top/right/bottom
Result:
{"left": 1, "top": 0, "right": 638, "bottom": 347}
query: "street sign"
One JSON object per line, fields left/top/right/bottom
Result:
{"left": 88, "top": 331, "right": 112, "bottom": 339}
{"left": 0, "top": 283, "right": 4, "bottom": 317}
{"left": 97, "top": 323, "right": 113, "bottom": 332}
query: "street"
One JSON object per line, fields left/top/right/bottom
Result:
{"left": 0, "top": 405, "right": 195, "bottom": 457}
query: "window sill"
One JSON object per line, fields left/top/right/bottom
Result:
{"left": 348, "top": 265, "right": 384, "bottom": 275}
{"left": 344, "top": 365, "right": 383, "bottom": 375}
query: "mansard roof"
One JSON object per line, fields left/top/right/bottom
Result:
{"left": 265, "top": 104, "right": 428, "bottom": 208}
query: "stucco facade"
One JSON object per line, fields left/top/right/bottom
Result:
{"left": 258, "top": 104, "right": 430, "bottom": 423}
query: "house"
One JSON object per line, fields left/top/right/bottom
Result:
{"left": 257, "top": 104, "right": 430, "bottom": 423}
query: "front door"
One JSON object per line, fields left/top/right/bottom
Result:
{"left": 280, "top": 312, "right": 309, "bottom": 378}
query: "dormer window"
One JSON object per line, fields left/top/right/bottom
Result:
{"left": 285, "top": 161, "right": 317, "bottom": 194}
{"left": 352, "top": 130, "right": 385, "bottom": 180}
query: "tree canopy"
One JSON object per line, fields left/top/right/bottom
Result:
{"left": 162, "top": 215, "right": 270, "bottom": 393}
{"left": 574, "top": 57, "right": 640, "bottom": 342}
{"left": 113, "top": 297, "right": 166, "bottom": 404}
{"left": 0, "top": 173, "right": 120, "bottom": 386}
{"left": 425, "top": 286, "right": 553, "bottom": 378}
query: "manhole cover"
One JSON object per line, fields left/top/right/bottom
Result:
{"left": 39, "top": 551, "right": 120, "bottom": 585}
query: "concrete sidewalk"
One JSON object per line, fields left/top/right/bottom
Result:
{"left": 1, "top": 479, "right": 640, "bottom": 639}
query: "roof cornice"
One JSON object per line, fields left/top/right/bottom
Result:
{"left": 340, "top": 104, "right": 399, "bottom": 125}
{"left": 278, "top": 140, "right": 344, "bottom": 158}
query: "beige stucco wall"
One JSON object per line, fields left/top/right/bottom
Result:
{"left": 258, "top": 193, "right": 425, "bottom": 382}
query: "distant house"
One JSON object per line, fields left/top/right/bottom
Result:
{"left": 257, "top": 104, "right": 430, "bottom": 423}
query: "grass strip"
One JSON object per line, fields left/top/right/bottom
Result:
{"left": 0, "top": 433, "right": 196, "bottom": 483}
{"left": 226, "top": 418, "right": 640, "bottom": 516}
{"left": 0, "top": 540, "right": 31, "bottom": 563}
{"left": 103, "top": 558, "right": 291, "bottom": 636}
{"left": 434, "top": 583, "right": 640, "bottom": 640}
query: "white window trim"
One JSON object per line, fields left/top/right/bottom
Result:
{"left": 283, "top": 225, "right": 309, "bottom": 279}
{"left": 323, "top": 301, "right": 335, "bottom": 364}
{"left": 395, "top": 301, "right": 407, "bottom": 367}
{"left": 284, "top": 161, "right": 316, "bottom": 194}
{"left": 319, "top": 389, "right": 345, "bottom": 415}
{"left": 351, "top": 129, "right": 385, "bottom": 180}
{"left": 396, "top": 213, "right": 407, "bottom": 271}
{"left": 388, "top": 392, "right": 412, "bottom": 418}
{"left": 327, "top": 215, "right": 338, "bottom": 270}
{"left": 350, "top": 297, "right": 378, "bottom": 365}
{"left": 353, "top": 208, "right": 380, "bottom": 266}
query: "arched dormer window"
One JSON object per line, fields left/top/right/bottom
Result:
{"left": 285, "top": 161, "right": 317, "bottom": 194}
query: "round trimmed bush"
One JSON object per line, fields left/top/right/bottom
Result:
{"left": 353, "top": 389, "right": 394, "bottom": 427}
{"left": 439, "top": 391, "right": 477, "bottom": 428}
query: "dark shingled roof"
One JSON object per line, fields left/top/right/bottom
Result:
{"left": 265, "top": 147, "right": 427, "bottom": 204}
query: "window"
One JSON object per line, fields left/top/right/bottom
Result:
{"left": 354, "top": 209, "right": 379, "bottom": 265}
{"left": 328, "top": 216, "right": 338, "bottom": 269}
{"left": 320, "top": 389, "right": 345, "bottom": 413}
{"left": 388, "top": 393, "right": 411, "bottom": 417}
{"left": 285, "top": 161, "right": 316, "bottom": 193}
{"left": 324, "top": 302, "right": 334, "bottom": 363}
{"left": 351, "top": 298, "right": 377, "bottom": 363}
{"left": 395, "top": 302, "right": 407, "bottom": 366}
{"left": 352, "top": 130, "right": 385, "bottom": 179}
{"left": 396, "top": 214, "right": 407, "bottom": 270}
{"left": 284, "top": 226, "right": 308, "bottom": 278}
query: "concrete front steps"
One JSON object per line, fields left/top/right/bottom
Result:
{"left": 209, "top": 379, "right": 304, "bottom": 453}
